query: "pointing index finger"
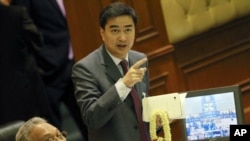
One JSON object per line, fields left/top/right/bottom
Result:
{"left": 131, "top": 58, "right": 147, "bottom": 69}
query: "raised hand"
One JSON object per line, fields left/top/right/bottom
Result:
{"left": 122, "top": 58, "right": 147, "bottom": 88}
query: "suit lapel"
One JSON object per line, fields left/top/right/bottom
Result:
{"left": 100, "top": 46, "right": 122, "bottom": 82}
{"left": 100, "top": 47, "right": 145, "bottom": 99}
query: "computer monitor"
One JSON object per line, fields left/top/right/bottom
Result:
{"left": 181, "top": 85, "right": 244, "bottom": 141}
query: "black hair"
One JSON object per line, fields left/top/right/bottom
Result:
{"left": 99, "top": 2, "right": 138, "bottom": 29}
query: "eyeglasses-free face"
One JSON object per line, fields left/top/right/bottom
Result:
{"left": 100, "top": 15, "right": 135, "bottom": 60}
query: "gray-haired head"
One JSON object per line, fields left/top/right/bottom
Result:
{"left": 15, "top": 117, "right": 47, "bottom": 141}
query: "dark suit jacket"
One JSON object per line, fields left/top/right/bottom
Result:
{"left": 0, "top": 3, "right": 49, "bottom": 125}
{"left": 11, "top": 2, "right": 89, "bottom": 140}
{"left": 12, "top": 0, "right": 72, "bottom": 85}
{"left": 72, "top": 45, "right": 150, "bottom": 141}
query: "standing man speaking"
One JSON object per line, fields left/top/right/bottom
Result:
{"left": 72, "top": 2, "right": 151, "bottom": 141}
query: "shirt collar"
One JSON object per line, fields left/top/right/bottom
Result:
{"left": 106, "top": 51, "right": 129, "bottom": 66}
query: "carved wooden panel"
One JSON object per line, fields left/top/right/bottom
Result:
{"left": 173, "top": 15, "right": 250, "bottom": 126}
{"left": 181, "top": 43, "right": 250, "bottom": 90}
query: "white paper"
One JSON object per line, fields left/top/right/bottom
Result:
{"left": 142, "top": 92, "right": 186, "bottom": 122}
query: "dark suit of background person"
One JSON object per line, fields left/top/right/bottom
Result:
{"left": 11, "top": 0, "right": 88, "bottom": 139}
{"left": 0, "top": 1, "right": 50, "bottom": 125}
{"left": 72, "top": 2, "right": 150, "bottom": 141}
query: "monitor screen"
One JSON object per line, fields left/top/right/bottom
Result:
{"left": 181, "top": 85, "right": 244, "bottom": 141}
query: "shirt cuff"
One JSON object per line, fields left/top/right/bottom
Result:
{"left": 115, "top": 78, "right": 131, "bottom": 101}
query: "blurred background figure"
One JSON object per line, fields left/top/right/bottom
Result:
{"left": 0, "top": 0, "right": 50, "bottom": 125}
{"left": 11, "top": 0, "right": 88, "bottom": 140}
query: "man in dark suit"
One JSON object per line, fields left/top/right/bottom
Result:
{"left": 72, "top": 2, "right": 151, "bottom": 141}
{"left": 0, "top": 0, "right": 50, "bottom": 125}
{"left": 11, "top": 0, "right": 88, "bottom": 140}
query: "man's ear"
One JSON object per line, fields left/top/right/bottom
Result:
{"left": 62, "top": 131, "right": 67, "bottom": 137}
{"left": 100, "top": 27, "right": 104, "bottom": 34}
{"left": 99, "top": 27, "right": 105, "bottom": 41}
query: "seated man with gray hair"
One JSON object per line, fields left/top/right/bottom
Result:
{"left": 16, "top": 117, "right": 67, "bottom": 141}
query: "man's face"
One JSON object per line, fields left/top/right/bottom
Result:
{"left": 29, "top": 123, "right": 66, "bottom": 141}
{"left": 100, "top": 15, "right": 135, "bottom": 59}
